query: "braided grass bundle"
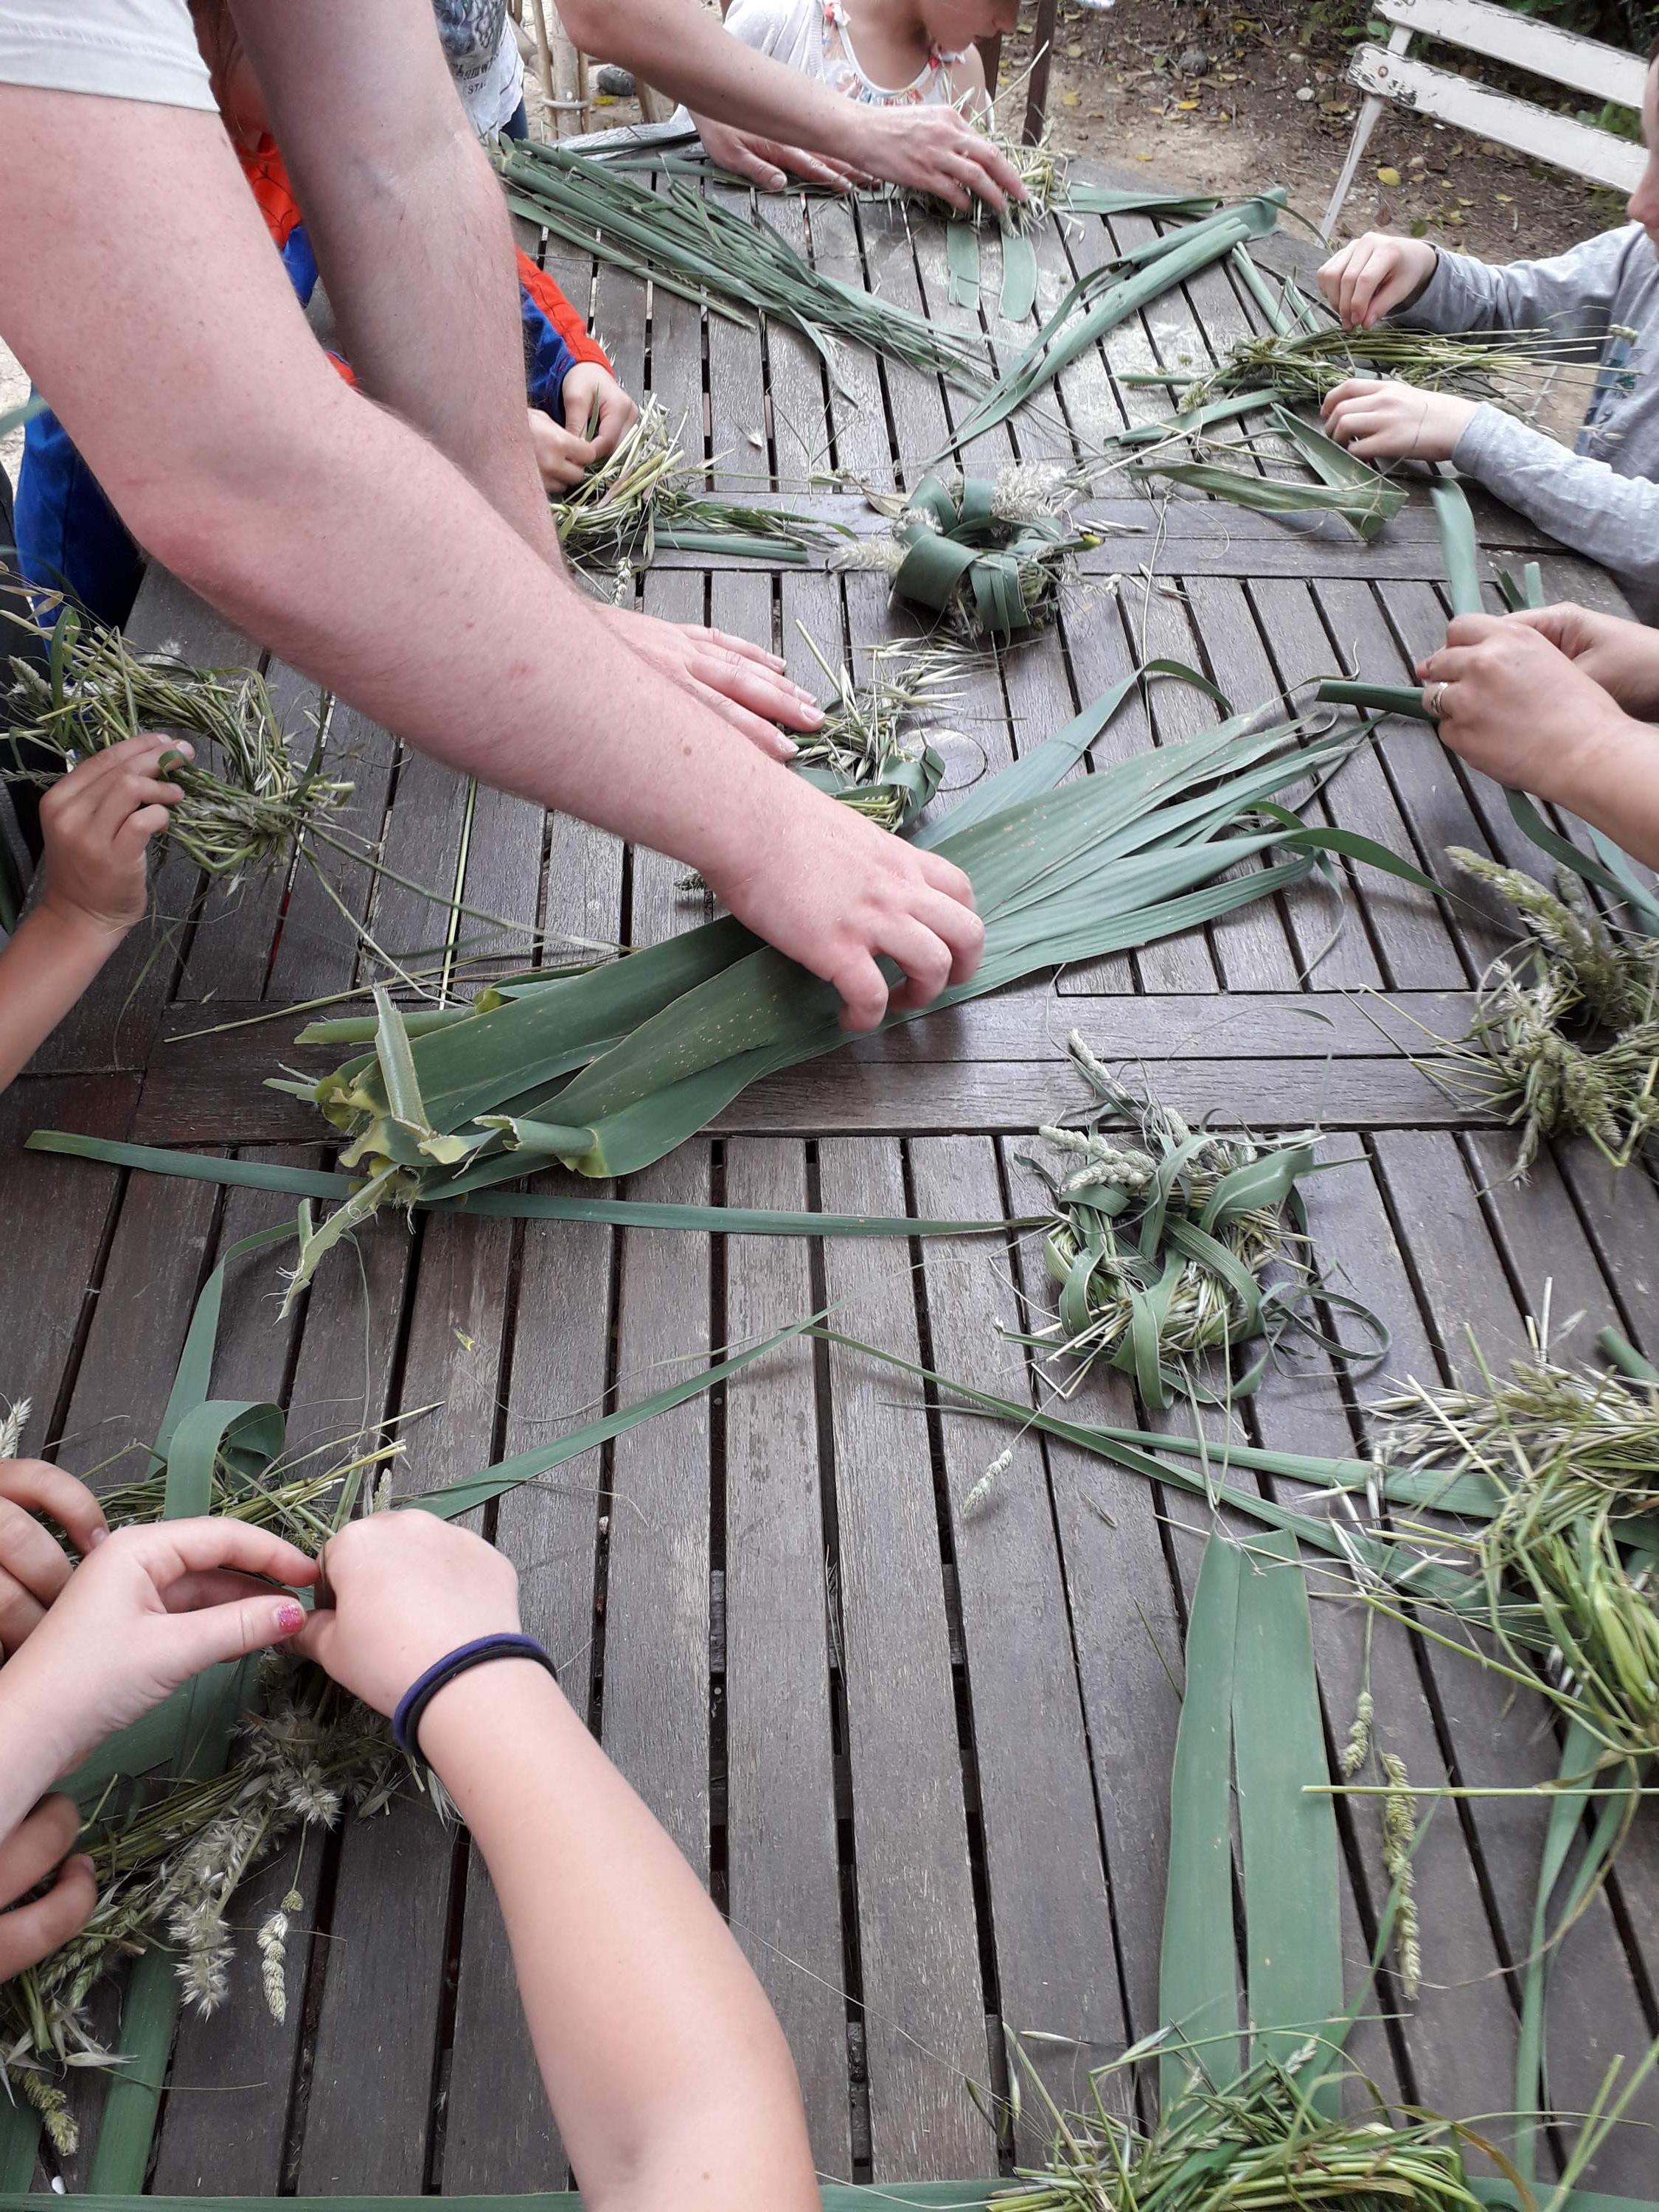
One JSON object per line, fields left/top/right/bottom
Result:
{"left": 787, "top": 633, "right": 953, "bottom": 832}
{"left": 839, "top": 466, "right": 1102, "bottom": 641}
{"left": 1, "top": 1436, "right": 411, "bottom": 2144}
{"left": 2, "top": 606, "right": 350, "bottom": 880}
{"left": 1007, "top": 1034, "right": 1382, "bottom": 1411}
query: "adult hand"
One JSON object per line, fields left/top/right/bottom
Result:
{"left": 1415, "top": 612, "right": 1633, "bottom": 807}
{"left": 707, "top": 780, "right": 983, "bottom": 1031}
{"left": 296, "top": 1513, "right": 519, "bottom": 1719}
{"left": 1503, "top": 602, "right": 1659, "bottom": 720}
{"left": 1321, "top": 379, "right": 1478, "bottom": 463}
{"left": 557, "top": 364, "right": 639, "bottom": 464}
{"left": 0, "top": 1796, "right": 96, "bottom": 1981}
{"left": 0, "top": 1459, "right": 108, "bottom": 1658}
{"left": 843, "top": 102, "right": 1025, "bottom": 215}
{"left": 608, "top": 605, "right": 825, "bottom": 761}
{"left": 37, "top": 734, "right": 189, "bottom": 940}
{"left": 691, "top": 113, "right": 866, "bottom": 192}
{"left": 1318, "top": 232, "right": 1438, "bottom": 328}
{"left": 0, "top": 1520, "right": 314, "bottom": 1785}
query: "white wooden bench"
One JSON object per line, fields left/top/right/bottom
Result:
{"left": 1321, "top": 0, "right": 1647, "bottom": 239}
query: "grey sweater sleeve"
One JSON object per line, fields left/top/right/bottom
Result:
{"left": 1399, "top": 227, "right": 1636, "bottom": 346}
{"left": 1453, "top": 403, "right": 1659, "bottom": 605}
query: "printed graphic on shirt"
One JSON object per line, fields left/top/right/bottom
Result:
{"left": 434, "top": 0, "right": 509, "bottom": 88}
{"left": 1579, "top": 327, "right": 1648, "bottom": 459}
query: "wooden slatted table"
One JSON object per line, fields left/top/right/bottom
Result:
{"left": 7, "top": 163, "right": 1658, "bottom": 2198}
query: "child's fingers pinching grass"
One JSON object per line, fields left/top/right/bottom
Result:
{"left": 0, "top": 1797, "right": 97, "bottom": 1980}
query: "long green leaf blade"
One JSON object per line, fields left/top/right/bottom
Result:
{"left": 1161, "top": 1535, "right": 1244, "bottom": 2111}
{"left": 1232, "top": 1528, "right": 1344, "bottom": 2103}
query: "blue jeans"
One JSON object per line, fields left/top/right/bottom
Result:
{"left": 501, "top": 97, "right": 529, "bottom": 139}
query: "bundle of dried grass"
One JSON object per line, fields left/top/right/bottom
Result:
{"left": 787, "top": 633, "right": 954, "bottom": 832}
{"left": 1, "top": 605, "right": 350, "bottom": 880}
{"left": 1427, "top": 853, "right": 1659, "bottom": 1176}
{"left": 995, "top": 2045, "right": 1489, "bottom": 2212}
{"left": 1371, "top": 1328, "right": 1659, "bottom": 1766}
{"left": 1178, "top": 321, "right": 1607, "bottom": 414}
{"left": 2, "top": 1658, "right": 399, "bottom": 2153}
{"left": 551, "top": 400, "right": 830, "bottom": 569}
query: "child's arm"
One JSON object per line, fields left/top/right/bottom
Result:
{"left": 0, "top": 1518, "right": 316, "bottom": 1975}
{"left": 515, "top": 251, "right": 642, "bottom": 493}
{"left": 1321, "top": 226, "right": 1634, "bottom": 341}
{"left": 298, "top": 1514, "right": 819, "bottom": 2212}
{"left": 1323, "top": 373, "right": 1659, "bottom": 609}
{"left": 0, "top": 734, "right": 187, "bottom": 1092}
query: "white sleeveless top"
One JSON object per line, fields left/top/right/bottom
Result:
{"left": 722, "top": 0, "right": 967, "bottom": 107}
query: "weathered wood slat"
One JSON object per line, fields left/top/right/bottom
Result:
{"left": 598, "top": 1147, "right": 717, "bottom": 1874}
{"left": 0, "top": 1075, "right": 136, "bottom": 1456}
{"left": 816, "top": 1140, "right": 987, "bottom": 2177}
{"left": 125, "top": 1033, "right": 1479, "bottom": 1148}
{"left": 910, "top": 1138, "right": 1124, "bottom": 2154}
{"left": 722, "top": 1138, "right": 855, "bottom": 2177}
{"left": 809, "top": 197, "right": 894, "bottom": 490}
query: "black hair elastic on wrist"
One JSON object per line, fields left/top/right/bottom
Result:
{"left": 392, "top": 1633, "right": 557, "bottom": 1761}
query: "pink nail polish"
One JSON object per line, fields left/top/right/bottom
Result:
{"left": 276, "top": 1600, "right": 306, "bottom": 1636}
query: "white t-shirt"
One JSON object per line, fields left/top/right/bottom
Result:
{"left": 434, "top": 0, "right": 524, "bottom": 135}
{"left": 0, "top": 0, "right": 214, "bottom": 108}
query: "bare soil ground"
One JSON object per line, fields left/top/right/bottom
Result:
{"left": 998, "top": 0, "right": 1627, "bottom": 264}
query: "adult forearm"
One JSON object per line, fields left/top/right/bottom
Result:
{"left": 232, "top": 1, "right": 557, "bottom": 563}
{"left": 422, "top": 1669, "right": 816, "bottom": 2212}
{"left": 133, "top": 371, "right": 787, "bottom": 874}
{"left": 560, "top": 0, "right": 864, "bottom": 159}
{"left": 1558, "top": 718, "right": 1659, "bottom": 871}
{"left": 0, "top": 907, "right": 121, "bottom": 1091}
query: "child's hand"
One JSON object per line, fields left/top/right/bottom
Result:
{"left": 296, "top": 1514, "right": 519, "bottom": 1718}
{"left": 1, "top": 1458, "right": 108, "bottom": 1657}
{"left": 0, "top": 1795, "right": 96, "bottom": 1980}
{"left": 38, "top": 734, "right": 191, "bottom": 940}
{"left": 559, "top": 364, "right": 639, "bottom": 465}
{"left": 1321, "top": 379, "right": 1478, "bottom": 462}
{"left": 0, "top": 1519, "right": 315, "bottom": 1784}
{"left": 528, "top": 407, "right": 599, "bottom": 493}
{"left": 1318, "top": 233, "right": 1438, "bottom": 327}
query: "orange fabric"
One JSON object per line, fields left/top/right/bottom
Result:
{"left": 517, "top": 251, "right": 613, "bottom": 374}
{"left": 236, "top": 135, "right": 305, "bottom": 251}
